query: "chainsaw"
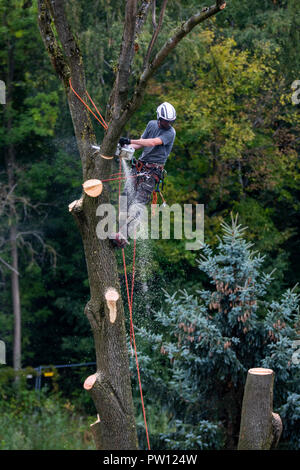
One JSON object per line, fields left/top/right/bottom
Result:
{"left": 91, "top": 143, "right": 135, "bottom": 161}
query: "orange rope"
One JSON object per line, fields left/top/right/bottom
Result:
{"left": 86, "top": 90, "right": 108, "bottom": 130}
{"left": 118, "top": 158, "right": 150, "bottom": 450}
{"left": 69, "top": 79, "right": 108, "bottom": 130}
{"left": 151, "top": 191, "right": 158, "bottom": 216}
{"left": 122, "top": 243, "right": 151, "bottom": 451}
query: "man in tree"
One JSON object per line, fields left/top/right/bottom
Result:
{"left": 112, "top": 102, "right": 176, "bottom": 248}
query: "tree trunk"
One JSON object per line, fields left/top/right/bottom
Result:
{"left": 238, "top": 368, "right": 282, "bottom": 450}
{"left": 37, "top": 0, "right": 227, "bottom": 450}
{"left": 38, "top": 0, "right": 139, "bottom": 450}
{"left": 6, "top": 145, "right": 21, "bottom": 372}
{"left": 6, "top": 143, "right": 22, "bottom": 374}
{"left": 5, "top": 35, "right": 22, "bottom": 372}
{"left": 84, "top": 372, "right": 137, "bottom": 450}
{"left": 77, "top": 201, "right": 139, "bottom": 450}
{"left": 10, "top": 223, "right": 21, "bottom": 371}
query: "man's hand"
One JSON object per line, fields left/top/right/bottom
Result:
{"left": 119, "top": 137, "right": 131, "bottom": 147}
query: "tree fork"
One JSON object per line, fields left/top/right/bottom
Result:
{"left": 238, "top": 368, "right": 282, "bottom": 450}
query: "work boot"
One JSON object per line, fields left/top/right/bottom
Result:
{"left": 110, "top": 232, "right": 130, "bottom": 249}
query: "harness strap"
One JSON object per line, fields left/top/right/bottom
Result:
{"left": 136, "top": 160, "right": 164, "bottom": 172}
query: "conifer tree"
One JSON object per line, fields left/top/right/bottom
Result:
{"left": 135, "top": 214, "right": 300, "bottom": 449}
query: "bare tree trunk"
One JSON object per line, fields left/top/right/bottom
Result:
{"left": 5, "top": 35, "right": 22, "bottom": 372}
{"left": 6, "top": 146, "right": 22, "bottom": 373}
{"left": 10, "top": 223, "right": 21, "bottom": 371}
{"left": 6, "top": 141, "right": 22, "bottom": 374}
{"left": 238, "top": 368, "right": 282, "bottom": 450}
{"left": 38, "top": 0, "right": 227, "bottom": 450}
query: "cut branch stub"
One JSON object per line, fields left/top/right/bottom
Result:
{"left": 83, "top": 372, "right": 138, "bottom": 450}
{"left": 238, "top": 367, "right": 282, "bottom": 450}
{"left": 82, "top": 179, "right": 103, "bottom": 197}
{"left": 105, "top": 288, "right": 120, "bottom": 323}
{"left": 83, "top": 373, "right": 102, "bottom": 449}
{"left": 84, "top": 373, "right": 98, "bottom": 391}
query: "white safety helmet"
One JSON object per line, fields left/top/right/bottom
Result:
{"left": 156, "top": 102, "right": 176, "bottom": 122}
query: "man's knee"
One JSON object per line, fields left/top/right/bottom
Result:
{"left": 136, "top": 177, "right": 156, "bottom": 205}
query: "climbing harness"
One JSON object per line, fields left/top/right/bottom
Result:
{"left": 154, "top": 169, "right": 167, "bottom": 208}
{"left": 132, "top": 160, "right": 167, "bottom": 213}
{"left": 70, "top": 79, "right": 151, "bottom": 450}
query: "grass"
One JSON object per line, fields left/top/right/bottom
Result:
{"left": 0, "top": 389, "right": 96, "bottom": 450}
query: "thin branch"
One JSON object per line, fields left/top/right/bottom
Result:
{"left": 146, "top": 3, "right": 226, "bottom": 81}
{"left": 152, "top": 0, "right": 157, "bottom": 28}
{"left": 16, "top": 230, "right": 57, "bottom": 269}
{"left": 112, "top": 0, "right": 138, "bottom": 118}
{"left": 135, "top": 0, "right": 153, "bottom": 37}
{"left": 144, "top": 0, "right": 168, "bottom": 67}
{"left": 0, "top": 256, "right": 20, "bottom": 276}
{"left": 129, "top": 2, "right": 227, "bottom": 117}
{"left": 0, "top": 183, "right": 17, "bottom": 216}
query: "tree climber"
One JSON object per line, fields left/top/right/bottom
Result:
{"left": 111, "top": 102, "right": 176, "bottom": 248}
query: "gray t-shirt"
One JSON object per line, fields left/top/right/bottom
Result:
{"left": 139, "top": 120, "right": 176, "bottom": 165}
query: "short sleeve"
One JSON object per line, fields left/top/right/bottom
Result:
{"left": 141, "top": 122, "right": 151, "bottom": 139}
{"left": 160, "top": 128, "right": 175, "bottom": 146}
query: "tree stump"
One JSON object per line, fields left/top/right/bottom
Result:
{"left": 238, "top": 368, "right": 282, "bottom": 450}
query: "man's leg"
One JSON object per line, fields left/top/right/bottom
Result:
{"left": 126, "top": 170, "right": 159, "bottom": 238}
{"left": 111, "top": 167, "right": 161, "bottom": 248}
{"left": 111, "top": 165, "right": 138, "bottom": 248}
{"left": 118, "top": 166, "right": 138, "bottom": 241}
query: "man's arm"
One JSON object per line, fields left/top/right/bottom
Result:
{"left": 130, "top": 143, "right": 144, "bottom": 149}
{"left": 130, "top": 137, "right": 163, "bottom": 149}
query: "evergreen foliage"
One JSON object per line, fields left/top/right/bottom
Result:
{"left": 0, "top": 0, "right": 300, "bottom": 449}
{"left": 132, "top": 215, "right": 300, "bottom": 449}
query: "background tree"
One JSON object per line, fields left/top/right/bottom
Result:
{"left": 0, "top": 0, "right": 59, "bottom": 373}
{"left": 132, "top": 214, "right": 300, "bottom": 449}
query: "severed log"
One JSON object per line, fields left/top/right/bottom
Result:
{"left": 238, "top": 368, "right": 282, "bottom": 450}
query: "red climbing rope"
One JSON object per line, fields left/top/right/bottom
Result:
{"left": 122, "top": 242, "right": 151, "bottom": 451}
{"left": 101, "top": 174, "right": 140, "bottom": 183}
{"left": 69, "top": 79, "right": 108, "bottom": 130}
{"left": 85, "top": 90, "right": 108, "bottom": 130}
{"left": 70, "top": 81, "right": 150, "bottom": 449}
{"left": 117, "top": 155, "right": 150, "bottom": 450}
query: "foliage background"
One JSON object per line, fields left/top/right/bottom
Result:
{"left": 0, "top": 0, "right": 299, "bottom": 450}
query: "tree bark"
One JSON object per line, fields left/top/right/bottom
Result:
{"left": 5, "top": 34, "right": 22, "bottom": 373}
{"left": 10, "top": 223, "right": 21, "bottom": 371}
{"left": 6, "top": 141, "right": 22, "bottom": 374}
{"left": 38, "top": 0, "right": 227, "bottom": 450}
{"left": 238, "top": 368, "right": 282, "bottom": 450}
{"left": 38, "top": 0, "right": 139, "bottom": 450}
{"left": 84, "top": 373, "right": 137, "bottom": 450}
